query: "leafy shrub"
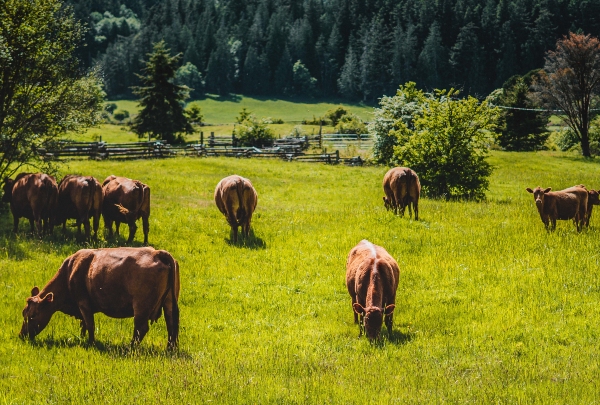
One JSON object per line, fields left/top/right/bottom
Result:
{"left": 393, "top": 89, "right": 500, "bottom": 200}
{"left": 292, "top": 60, "right": 317, "bottom": 96}
{"left": 325, "top": 106, "right": 348, "bottom": 126}
{"left": 336, "top": 113, "right": 366, "bottom": 134}
{"left": 175, "top": 62, "right": 205, "bottom": 99}
{"left": 554, "top": 127, "right": 579, "bottom": 151}
{"left": 185, "top": 104, "right": 203, "bottom": 125}
{"left": 289, "top": 125, "right": 306, "bottom": 137}
{"left": 113, "top": 109, "right": 130, "bottom": 123}
{"left": 302, "top": 115, "right": 325, "bottom": 125}
{"left": 369, "top": 82, "right": 427, "bottom": 165}
{"left": 234, "top": 116, "right": 275, "bottom": 147}
{"left": 262, "top": 117, "right": 284, "bottom": 124}
{"left": 104, "top": 103, "right": 118, "bottom": 114}
{"left": 236, "top": 107, "right": 252, "bottom": 124}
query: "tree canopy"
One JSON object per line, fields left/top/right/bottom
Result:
{"left": 0, "top": 0, "right": 103, "bottom": 180}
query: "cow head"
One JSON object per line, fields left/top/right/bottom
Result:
{"left": 19, "top": 287, "right": 55, "bottom": 340}
{"left": 383, "top": 196, "right": 392, "bottom": 211}
{"left": 353, "top": 303, "right": 395, "bottom": 340}
{"left": 589, "top": 189, "right": 600, "bottom": 206}
{"left": 2, "top": 178, "right": 14, "bottom": 203}
{"left": 526, "top": 187, "right": 552, "bottom": 208}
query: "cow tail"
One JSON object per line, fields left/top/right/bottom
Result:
{"left": 134, "top": 180, "right": 145, "bottom": 220}
{"left": 85, "top": 177, "right": 95, "bottom": 213}
{"left": 161, "top": 251, "right": 179, "bottom": 347}
{"left": 236, "top": 179, "right": 246, "bottom": 222}
{"left": 404, "top": 170, "right": 414, "bottom": 206}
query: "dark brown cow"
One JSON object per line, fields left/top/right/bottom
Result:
{"left": 102, "top": 176, "right": 150, "bottom": 245}
{"left": 526, "top": 186, "right": 588, "bottom": 231}
{"left": 56, "top": 175, "right": 103, "bottom": 239}
{"left": 346, "top": 240, "right": 399, "bottom": 340}
{"left": 382, "top": 167, "right": 421, "bottom": 220}
{"left": 568, "top": 185, "right": 600, "bottom": 227}
{"left": 214, "top": 175, "right": 258, "bottom": 243}
{"left": 2, "top": 173, "right": 58, "bottom": 235}
{"left": 19, "top": 247, "right": 179, "bottom": 349}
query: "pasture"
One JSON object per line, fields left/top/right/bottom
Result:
{"left": 1, "top": 152, "right": 600, "bottom": 403}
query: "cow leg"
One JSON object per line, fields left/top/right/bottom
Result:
{"left": 142, "top": 214, "right": 149, "bottom": 246}
{"left": 105, "top": 218, "right": 114, "bottom": 238}
{"left": 407, "top": 201, "right": 413, "bottom": 219}
{"left": 83, "top": 218, "right": 91, "bottom": 240}
{"left": 127, "top": 221, "right": 137, "bottom": 244}
{"left": 78, "top": 301, "right": 95, "bottom": 344}
{"left": 92, "top": 212, "right": 100, "bottom": 239}
{"left": 227, "top": 215, "right": 238, "bottom": 243}
{"left": 414, "top": 201, "right": 419, "bottom": 221}
{"left": 62, "top": 221, "right": 67, "bottom": 234}
{"left": 385, "top": 312, "right": 394, "bottom": 337}
{"left": 551, "top": 219, "right": 557, "bottom": 231}
{"left": 28, "top": 218, "right": 34, "bottom": 234}
{"left": 132, "top": 315, "right": 150, "bottom": 346}
{"left": 12, "top": 216, "right": 19, "bottom": 233}
{"left": 163, "top": 293, "right": 179, "bottom": 350}
{"left": 115, "top": 221, "right": 120, "bottom": 236}
{"left": 35, "top": 218, "right": 42, "bottom": 237}
{"left": 79, "top": 319, "right": 87, "bottom": 338}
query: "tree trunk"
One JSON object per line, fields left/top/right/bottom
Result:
{"left": 581, "top": 126, "right": 591, "bottom": 157}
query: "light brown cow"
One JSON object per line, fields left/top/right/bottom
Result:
{"left": 346, "top": 240, "right": 399, "bottom": 340}
{"left": 19, "top": 247, "right": 179, "bottom": 349}
{"left": 214, "top": 175, "right": 258, "bottom": 243}
{"left": 102, "top": 176, "right": 150, "bottom": 245}
{"left": 2, "top": 173, "right": 58, "bottom": 236}
{"left": 382, "top": 167, "right": 421, "bottom": 220}
{"left": 56, "top": 175, "right": 103, "bottom": 239}
{"left": 526, "top": 186, "right": 588, "bottom": 231}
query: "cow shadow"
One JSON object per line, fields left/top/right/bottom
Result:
{"left": 25, "top": 336, "right": 191, "bottom": 358}
{"left": 226, "top": 229, "right": 266, "bottom": 250}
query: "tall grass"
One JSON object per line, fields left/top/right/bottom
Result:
{"left": 1, "top": 152, "right": 599, "bottom": 403}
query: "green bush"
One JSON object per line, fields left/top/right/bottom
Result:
{"left": 104, "top": 102, "right": 118, "bottom": 114}
{"left": 393, "top": 89, "right": 500, "bottom": 200}
{"left": 234, "top": 116, "right": 275, "bottom": 147}
{"left": 325, "top": 106, "right": 348, "bottom": 126}
{"left": 335, "top": 113, "right": 366, "bottom": 134}
{"left": 113, "top": 109, "right": 130, "bottom": 123}
{"left": 185, "top": 104, "right": 203, "bottom": 125}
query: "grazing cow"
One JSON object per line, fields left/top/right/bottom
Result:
{"left": 214, "top": 175, "right": 258, "bottom": 243}
{"left": 19, "top": 247, "right": 180, "bottom": 349}
{"left": 586, "top": 189, "right": 600, "bottom": 226}
{"left": 2, "top": 173, "right": 58, "bottom": 235}
{"left": 102, "top": 176, "right": 150, "bottom": 245}
{"left": 526, "top": 186, "right": 588, "bottom": 231}
{"left": 346, "top": 240, "right": 399, "bottom": 340}
{"left": 56, "top": 175, "right": 103, "bottom": 239}
{"left": 382, "top": 167, "right": 421, "bottom": 220}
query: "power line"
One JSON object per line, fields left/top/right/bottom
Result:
{"left": 490, "top": 104, "right": 600, "bottom": 112}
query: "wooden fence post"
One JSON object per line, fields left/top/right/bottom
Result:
{"left": 200, "top": 131, "right": 203, "bottom": 145}
{"left": 335, "top": 150, "right": 339, "bottom": 163}
{"left": 319, "top": 120, "right": 323, "bottom": 149}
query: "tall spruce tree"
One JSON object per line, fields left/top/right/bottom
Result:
{"left": 130, "top": 41, "right": 193, "bottom": 143}
{"left": 417, "top": 22, "right": 447, "bottom": 90}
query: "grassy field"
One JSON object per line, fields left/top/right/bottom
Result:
{"left": 108, "top": 95, "right": 375, "bottom": 124}
{"left": 1, "top": 152, "right": 600, "bottom": 403}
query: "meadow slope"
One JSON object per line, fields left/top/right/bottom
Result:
{"left": 1, "top": 152, "right": 599, "bottom": 403}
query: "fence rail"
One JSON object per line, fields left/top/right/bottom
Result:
{"left": 40, "top": 140, "right": 364, "bottom": 165}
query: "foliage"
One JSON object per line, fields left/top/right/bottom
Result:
{"left": 175, "top": 62, "right": 205, "bottom": 99}
{"left": 233, "top": 116, "right": 275, "bottom": 147}
{"left": 3, "top": 154, "right": 600, "bottom": 403}
{"left": 533, "top": 33, "right": 600, "bottom": 157}
{"left": 130, "top": 41, "right": 193, "bottom": 144}
{"left": 104, "top": 103, "right": 118, "bottom": 114}
{"left": 492, "top": 73, "right": 549, "bottom": 151}
{"left": 335, "top": 114, "right": 366, "bottom": 134}
{"left": 393, "top": 89, "right": 501, "bottom": 200}
{"left": 289, "top": 125, "right": 306, "bottom": 137}
{"left": 325, "top": 106, "right": 348, "bottom": 126}
{"left": 112, "top": 110, "right": 129, "bottom": 123}
{"left": 292, "top": 60, "right": 317, "bottom": 96}
{"left": 235, "top": 108, "right": 252, "bottom": 124}
{"left": 0, "top": 0, "right": 104, "bottom": 181}
{"left": 369, "top": 82, "right": 426, "bottom": 165}
{"left": 185, "top": 104, "right": 203, "bottom": 126}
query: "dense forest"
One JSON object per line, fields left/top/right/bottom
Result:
{"left": 67, "top": 0, "right": 600, "bottom": 101}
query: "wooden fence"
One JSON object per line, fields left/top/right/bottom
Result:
{"left": 40, "top": 140, "right": 364, "bottom": 165}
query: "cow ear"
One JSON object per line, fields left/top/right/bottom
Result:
{"left": 42, "top": 293, "right": 53, "bottom": 303}
{"left": 31, "top": 286, "right": 39, "bottom": 297}
{"left": 543, "top": 187, "right": 552, "bottom": 193}
{"left": 526, "top": 188, "right": 533, "bottom": 193}
{"left": 352, "top": 303, "right": 365, "bottom": 315}
{"left": 384, "top": 304, "right": 396, "bottom": 315}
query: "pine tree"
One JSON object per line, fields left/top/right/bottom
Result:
{"left": 417, "top": 21, "right": 447, "bottom": 90}
{"left": 243, "top": 46, "right": 269, "bottom": 94}
{"left": 130, "top": 41, "right": 192, "bottom": 143}
{"left": 360, "top": 16, "right": 391, "bottom": 100}
{"left": 338, "top": 43, "right": 361, "bottom": 99}
{"left": 449, "top": 22, "right": 485, "bottom": 94}
{"left": 274, "top": 45, "right": 293, "bottom": 96}
{"left": 205, "top": 25, "right": 234, "bottom": 95}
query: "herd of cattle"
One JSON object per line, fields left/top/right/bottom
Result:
{"left": 5, "top": 166, "right": 599, "bottom": 349}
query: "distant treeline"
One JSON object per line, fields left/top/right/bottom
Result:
{"left": 69, "top": 0, "right": 600, "bottom": 100}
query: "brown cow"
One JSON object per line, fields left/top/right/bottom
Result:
{"left": 102, "top": 176, "right": 150, "bottom": 245}
{"left": 56, "top": 175, "right": 103, "bottom": 239}
{"left": 19, "top": 247, "right": 179, "bottom": 349}
{"left": 568, "top": 185, "right": 600, "bottom": 227}
{"left": 526, "top": 186, "right": 588, "bottom": 231}
{"left": 214, "top": 175, "right": 258, "bottom": 243}
{"left": 346, "top": 240, "right": 399, "bottom": 340}
{"left": 382, "top": 167, "right": 421, "bottom": 220}
{"left": 2, "top": 173, "right": 58, "bottom": 235}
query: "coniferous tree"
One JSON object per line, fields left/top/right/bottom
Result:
{"left": 274, "top": 45, "right": 294, "bottom": 95}
{"left": 417, "top": 22, "right": 447, "bottom": 90}
{"left": 450, "top": 22, "right": 485, "bottom": 94}
{"left": 130, "top": 41, "right": 193, "bottom": 143}
{"left": 338, "top": 44, "right": 361, "bottom": 99}
{"left": 205, "top": 25, "right": 234, "bottom": 95}
{"left": 243, "top": 46, "right": 269, "bottom": 94}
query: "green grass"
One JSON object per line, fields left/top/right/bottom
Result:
{"left": 107, "top": 95, "right": 375, "bottom": 124}
{"left": 2, "top": 151, "right": 600, "bottom": 403}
